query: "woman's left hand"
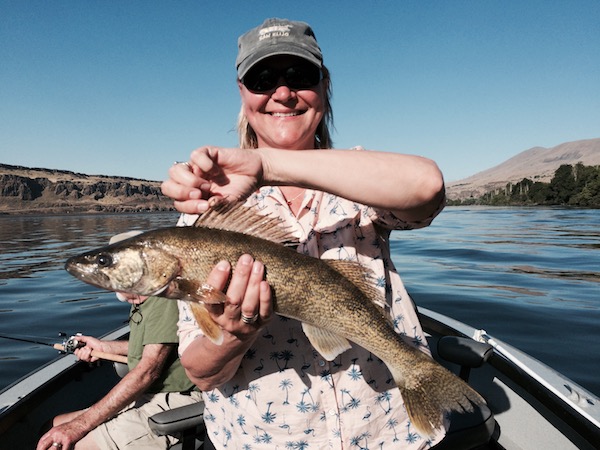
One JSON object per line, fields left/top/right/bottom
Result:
{"left": 162, "top": 146, "right": 264, "bottom": 214}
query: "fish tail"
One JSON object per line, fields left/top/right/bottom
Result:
{"left": 396, "top": 363, "right": 485, "bottom": 436}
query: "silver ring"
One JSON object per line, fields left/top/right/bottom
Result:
{"left": 241, "top": 313, "right": 259, "bottom": 324}
{"left": 173, "top": 161, "right": 190, "bottom": 167}
{"left": 52, "top": 443, "right": 61, "bottom": 448}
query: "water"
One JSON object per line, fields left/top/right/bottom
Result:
{"left": 0, "top": 207, "right": 598, "bottom": 397}
{"left": 391, "top": 206, "right": 600, "bottom": 396}
{"left": 0, "top": 211, "right": 180, "bottom": 390}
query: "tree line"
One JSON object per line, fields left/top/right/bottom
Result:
{"left": 449, "top": 163, "right": 600, "bottom": 207}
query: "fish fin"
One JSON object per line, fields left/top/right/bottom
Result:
{"left": 302, "top": 323, "right": 353, "bottom": 361}
{"left": 324, "top": 260, "right": 387, "bottom": 309}
{"left": 392, "top": 356, "right": 486, "bottom": 436}
{"left": 170, "top": 279, "right": 228, "bottom": 305}
{"left": 195, "top": 283, "right": 229, "bottom": 304}
{"left": 193, "top": 199, "right": 298, "bottom": 245}
{"left": 189, "top": 302, "right": 224, "bottom": 345}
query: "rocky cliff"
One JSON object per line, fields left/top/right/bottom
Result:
{"left": 0, "top": 164, "right": 174, "bottom": 214}
{"left": 3, "top": 137, "right": 599, "bottom": 212}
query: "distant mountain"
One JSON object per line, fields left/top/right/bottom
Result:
{"left": 446, "top": 138, "right": 600, "bottom": 200}
{"left": 0, "top": 164, "right": 174, "bottom": 214}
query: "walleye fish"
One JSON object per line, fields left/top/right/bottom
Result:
{"left": 65, "top": 201, "right": 485, "bottom": 435}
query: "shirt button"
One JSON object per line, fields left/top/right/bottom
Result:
{"left": 318, "top": 360, "right": 326, "bottom": 367}
{"left": 329, "top": 409, "right": 336, "bottom": 416}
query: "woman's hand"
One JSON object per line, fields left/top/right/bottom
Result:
{"left": 180, "top": 254, "right": 272, "bottom": 390}
{"left": 162, "top": 146, "right": 264, "bottom": 214}
{"left": 204, "top": 254, "right": 272, "bottom": 339}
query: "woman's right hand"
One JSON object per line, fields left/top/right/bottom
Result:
{"left": 180, "top": 254, "right": 272, "bottom": 390}
{"left": 204, "top": 254, "right": 272, "bottom": 338}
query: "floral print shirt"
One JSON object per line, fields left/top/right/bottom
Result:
{"left": 177, "top": 185, "right": 445, "bottom": 449}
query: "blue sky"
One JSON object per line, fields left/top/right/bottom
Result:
{"left": 1, "top": 1, "right": 599, "bottom": 183}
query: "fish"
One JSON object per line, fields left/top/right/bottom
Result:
{"left": 65, "top": 200, "right": 485, "bottom": 435}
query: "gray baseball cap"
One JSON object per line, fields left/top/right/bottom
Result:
{"left": 236, "top": 18, "right": 323, "bottom": 80}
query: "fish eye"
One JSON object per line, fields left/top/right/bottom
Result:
{"left": 96, "top": 253, "right": 113, "bottom": 268}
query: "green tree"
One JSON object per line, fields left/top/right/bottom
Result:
{"left": 548, "top": 164, "right": 576, "bottom": 204}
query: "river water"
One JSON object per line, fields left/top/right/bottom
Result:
{"left": 1, "top": 207, "right": 599, "bottom": 397}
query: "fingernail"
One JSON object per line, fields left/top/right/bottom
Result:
{"left": 252, "top": 261, "right": 263, "bottom": 273}
{"left": 240, "top": 254, "right": 253, "bottom": 265}
{"left": 188, "top": 190, "right": 202, "bottom": 200}
{"left": 216, "top": 260, "right": 230, "bottom": 271}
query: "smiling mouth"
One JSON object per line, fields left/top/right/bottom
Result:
{"left": 269, "top": 111, "right": 304, "bottom": 117}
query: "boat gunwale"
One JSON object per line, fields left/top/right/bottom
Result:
{"left": 0, "top": 325, "right": 130, "bottom": 435}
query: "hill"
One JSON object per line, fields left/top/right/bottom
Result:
{"left": 0, "top": 164, "right": 174, "bottom": 214}
{"left": 446, "top": 138, "right": 600, "bottom": 200}
{"left": 3, "top": 138, "right": 599, "bottom": 212}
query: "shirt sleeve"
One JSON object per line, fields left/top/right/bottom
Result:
{"left": 368, "top": 188, "right": 446, "bottom": 230}
{"left": 177, "top": 299, "right": 203, "bottom": 356}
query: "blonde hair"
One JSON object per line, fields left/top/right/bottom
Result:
{"left": 237, "top": 65, "right": 333, "bottom": 149}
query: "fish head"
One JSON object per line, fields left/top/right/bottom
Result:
{"left": 65, "top": 240, "right": 181, "bottom": 296}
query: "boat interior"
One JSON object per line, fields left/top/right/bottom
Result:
{"left": 1, "top": 310, "right": 598, "bottom": 450}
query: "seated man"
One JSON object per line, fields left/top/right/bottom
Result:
{"left": 37, "top": 232, "right": 201, "bottom": 450}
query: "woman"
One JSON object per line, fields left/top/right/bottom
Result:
{"left": 162, "top": 18, "right": 446, "bottom": 449}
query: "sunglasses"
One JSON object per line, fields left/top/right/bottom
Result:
{"left": 242, "top": 63, "right": 322, "bottom": 93}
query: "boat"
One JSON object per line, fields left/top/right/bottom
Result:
{"left": 1, "top": 307, "right": 599, "bottom": 450}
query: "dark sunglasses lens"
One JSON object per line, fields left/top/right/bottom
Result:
{"left": 285, "top": 65, "right": 321, "bottom": 89}
{"left": 243, "top": 64, "right": 321, "bottom": 92}
{"left": 244, "top": 67, "right": 278, "bottom": 92}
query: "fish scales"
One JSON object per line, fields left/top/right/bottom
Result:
{"left": 64, "top": 201, "right": 486, "bottom": 436}
{"left": 148, "top": 226, "right": 414, "bottom": 366}
{"left": 72, "top": 224, "right": 405, "bottom": 364}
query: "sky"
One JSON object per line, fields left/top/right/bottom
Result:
{"left": 1, "top": 1, "right": 599, "bottom": 183}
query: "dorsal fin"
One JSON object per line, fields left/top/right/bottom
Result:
{"left": 193, "top": 200, "right": 298, "bottom": 245}
{"left": 325, "top": 259, "right": 388, "bottom": 310}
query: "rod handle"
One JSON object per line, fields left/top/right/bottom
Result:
{"left": 53, "top": 344, "right": 128, "bottom": 364}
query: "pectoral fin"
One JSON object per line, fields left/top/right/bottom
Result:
{"left": 189, "top": 302, "right": 224, "bottom": 345}
{"left": 302, "top": 323, "right": 352, "bottom": 361}
{"left": 192, "top": 283, "right": 229, "bottom": 304}
{"left": 170, "top": 279, "right": 228, "bottom": 305}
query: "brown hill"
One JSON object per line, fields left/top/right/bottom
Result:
{"left": 446, "top": 138, "right": 600, "bottom": 200}
{"left": 0, "top": 164, "right": 174, "bottom": 214}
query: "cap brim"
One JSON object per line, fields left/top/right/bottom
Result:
{"left": 238, "top": 45, "right": 322, "bottom": 79}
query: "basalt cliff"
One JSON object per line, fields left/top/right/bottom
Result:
{"left": 0, "top": 164, "right": 174, "bottom": 214}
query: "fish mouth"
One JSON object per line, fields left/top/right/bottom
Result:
{"left": 64, "top": 257, "right": 108, "bottom": 287}
{"left": 64, "top": 257, "right": 90, "bottom": 279}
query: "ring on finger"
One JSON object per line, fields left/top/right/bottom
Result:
{"left": 173, "top": 161, "right": 190, "bottom": 168}
{"left": 241, "top": 313, "right": 259, "bottom": 324}
{"left": 52, "top": 443, "right": 62, "bottom": 448}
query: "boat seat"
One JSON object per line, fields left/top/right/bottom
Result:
{"left": 437, "top": 335, "right": 494, "bottom": 381}
{"left": 148, "top": 402, "right": 206, "bottom": 450}
{"left": 430, "top": 336, "right": 497, "bottom": 449}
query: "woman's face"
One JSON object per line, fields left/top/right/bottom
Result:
{"left": 238, "top": 55, "right": 325, "bottom": 150}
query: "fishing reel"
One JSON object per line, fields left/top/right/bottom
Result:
{"left": 59, "top": 332, "right": 85, "bottom": 353}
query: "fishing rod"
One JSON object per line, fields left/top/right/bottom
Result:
{"left": 0, "top": 332, "right": 128, "bottom": 364}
